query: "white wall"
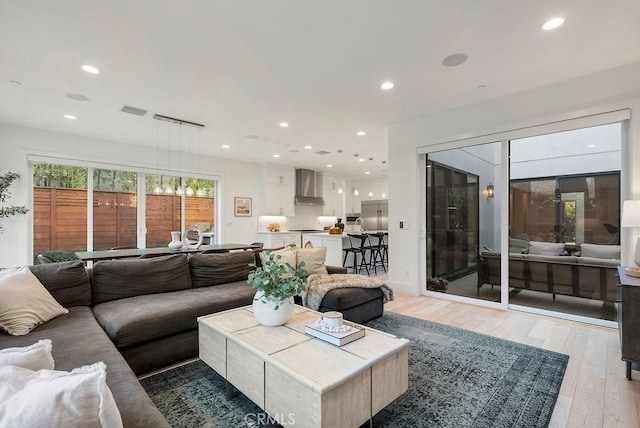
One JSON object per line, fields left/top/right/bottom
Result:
{"left": 388, "top": 61, "right": 640, "bottom": 296}
{"left": 0, "top": 123, "right": 263, "bottom": 268}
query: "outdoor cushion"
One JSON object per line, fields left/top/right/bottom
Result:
{"left": 577, "top": 256, "right": 620, "bottom": 267}
{"left": 579, "top": 243, "right": 621, "bottom": 260}
{"left": 30, "top": 261, "right": 92, "bottom": 307}
{"left": 92, "top": 281, "right": 255, "bottom": 348}
{"left": 189, "top": 251, "right": 255, "bottom": 288}
{"left": 528, "top": 241, "right": 565, "bottom": 256}
{"left": 91, "top": 254, "right": 191, "bottom": 304}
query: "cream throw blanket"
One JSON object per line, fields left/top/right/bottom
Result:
{"left": 302, "top": 274, "right": 394, "bottom": 311}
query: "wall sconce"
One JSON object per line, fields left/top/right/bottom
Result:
{"left": 486, "top": 184, "right": 495, "bottom": 198}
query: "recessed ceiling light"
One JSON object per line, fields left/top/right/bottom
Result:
{"left": 64, "top": 114, "right": 77, "bottom": 120}
{"left": 442, "top": 53, "right": 468, "bottom": 67}
{"left": 222, "top": 144, "right": 230, "bottom": 149}
{"left": 273, "top": 154, "right": 280, "bottom": 158}
{"left": 542, "top": 17, "right": 565, "bottom": 31}
{"left": 279, "top": 122, "right": 289, "bottom": 128}
{"left": 365, "top": 171, "right": 370, "bottom": 175}
{"left": 587, "top": 144, "right": 596, "bottom": 148}
{"left": 357, "top": 131, "right": 366, "bottom": 136}
{"left": 304, "top": 145, "right": 312, "bottom": 150}
{"left": 359, "top": 158, "right": 365, "bottom": 162}
{"left": 82, "top": 65, "right": 100, "bottom": 74}
{"left": 327, "top": 164, "right": 333, "bottom": 168}
{"left": 66, "top": 93, "right": 90, "bottom": 101}
{"left": 380, "top": 81, "right": 394, "bottom": 90}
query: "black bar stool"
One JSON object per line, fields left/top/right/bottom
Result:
{"left": 368, "top": 232, "right": 387, "bottom": 274}
{"left": 342, "top": 234, "right": 370, "bottom": 275}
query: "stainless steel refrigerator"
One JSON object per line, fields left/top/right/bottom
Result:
{"left": 361, "top": 200, "right": 388, "bottom": 231}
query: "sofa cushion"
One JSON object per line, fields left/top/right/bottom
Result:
{"left": 319, "top": 287, "right": 384, "bottom": 310}
{"left": 92, "top": 281, "right": 255, "bottom": 348}
{"left": 92, "top": 254, "right": 191, "bottom": 304}
{"left": 509, "top": 238, "right": 529, "bottom": 254}
{"left": 0, "top": 307, "right": 169, "bottom": 427}
{"left": 0, "top": 362, "right": 122, "bottom": 428}
{"left": 0, "top": 267, "right": 69, "bottom": 336}
{"left": 296, "top": 247, "right": 329, "bottom": 276}
{"left": 189, "top": 251, "right": 255, "bottom": 288}
{"left": 577, "top": 256, "right": 620, "bottom": 267}
{"left": 526, "top": 255, "right": 578, "bottom": 264}
{"left": 579, "top": 243, "right": 621, "bottom": 260}
{"left": 0, "top": 339, "right": 54, "bottom": 371}
{"left": 30, "top": 261, "right": 92, "bottom": 307}
{"left": 528, "top": 241, "right": 565, "bottom": 256}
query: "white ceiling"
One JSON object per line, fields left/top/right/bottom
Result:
{"left": 1, "top": 1, "right": 639, "bottom": 179}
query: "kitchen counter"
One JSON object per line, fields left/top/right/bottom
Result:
{"left": 301, "top": 231, "right": 388, "bottom": 268}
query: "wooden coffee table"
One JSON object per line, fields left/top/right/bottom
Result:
{"left": 198, "top": 305, "right": 409, "bottom": 428}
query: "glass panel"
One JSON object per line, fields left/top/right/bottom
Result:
{"left": 145, "top": 174, "right": 181, "bottom": 248}
{"left": 427, "top": 142, "right": 499, "bottom": 302}
{"left": 185, "top": 178, "right": 215, "bottom": 244}
{"left": 33, "top": 163, "right": 88, "bottom": 262}
{"left": 93, "top": 169, "right": 138, "bottom": 250}
{"left": 509, "top": 123, "right": 621, "bottom": 320}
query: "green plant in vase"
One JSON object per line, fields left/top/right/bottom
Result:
{"left": 248, "top": 251, "right": 307, "bottom": 326}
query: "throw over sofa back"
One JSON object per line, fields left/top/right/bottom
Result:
{"left": 91, "top": 254, "right": 192, "bottom": 304}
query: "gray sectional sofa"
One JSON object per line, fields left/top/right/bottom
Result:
{"left": 0, "top": 251, "right": 263, "bottom": 427}
{"left": 478, "top": 242, "right": 621, "bottom": 302}
{"left": 0, "top": 250, "right": 356, "bottom": 427}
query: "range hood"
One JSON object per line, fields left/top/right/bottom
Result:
{"left": 295, "top": 169, "right": 325, "bottom": 206}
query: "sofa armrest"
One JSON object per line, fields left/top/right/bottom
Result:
{"left": 326, "top": 265, "right": 347, "bottom": 274}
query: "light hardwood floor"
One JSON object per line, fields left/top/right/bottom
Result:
{"left": 385, "top": 293, "right": 639, "bottom": 428}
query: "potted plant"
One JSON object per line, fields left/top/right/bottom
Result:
{"left": 247, "top": 251, "right": 307, "bottom": 326}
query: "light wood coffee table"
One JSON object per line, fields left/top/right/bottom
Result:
{"left": 198, "top": 305, "right": 409, "bottom": 428}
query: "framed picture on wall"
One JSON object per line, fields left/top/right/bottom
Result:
{"left": 234, "top": 197, "right": 252, "bottom": 217}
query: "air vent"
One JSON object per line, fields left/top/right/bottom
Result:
{"left": 120, "top": 105, "right": 148, "bottom": 116}
{"left": 314, "top": 150, "right": 330, "bottom": 155}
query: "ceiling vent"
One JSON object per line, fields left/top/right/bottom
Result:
{"left": 314, "top": 150, "right": 330, "bottom": 155}
{"left": 120, "top": 105, "right": 148, "bottom": 116}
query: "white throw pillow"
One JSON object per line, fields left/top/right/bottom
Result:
{"left": 296, "top": 247, "right": 328, "bottom": 276}
{"left": 0, "top": 362, "right": 123, "bottom": 428}
{"left": 0, "top": 266, "right": 68, "bottom": 336}
{"left": 527, "top": 241, "right": 565, "bottom": 256}
{"left": 0, "top": 339, "right": 54, "bottom": 371}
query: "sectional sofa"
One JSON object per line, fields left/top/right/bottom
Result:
{"left": 0, "top": 249, "right": 370, "bottom": 426}
{"left": 478, "top": 241, "right": 621, "bottom": 302}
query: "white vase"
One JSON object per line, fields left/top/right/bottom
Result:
{"left": 168, "top": 231, "right": 182, "bottom": 251}
{"left": 252, "top": 292, "right": 294, "bottom": 326}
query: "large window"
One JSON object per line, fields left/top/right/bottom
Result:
{"left": 33, "top": 163, "right": 217, "bottom": 260}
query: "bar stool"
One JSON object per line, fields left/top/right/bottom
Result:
{"left": 342, "top": 234, "right": 370, "bottom": 275}
{"left": 368, "top": 232, "right": 387, "bottom": 274}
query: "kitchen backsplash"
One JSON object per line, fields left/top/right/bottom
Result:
{"left": 257, "top": 205, "right": 337, "bottom": 232}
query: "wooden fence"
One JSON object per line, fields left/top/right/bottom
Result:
{"left": 34, "top": 187, "right": 214, "bottom": 252}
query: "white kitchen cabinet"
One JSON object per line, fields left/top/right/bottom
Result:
{"left": 256, "top": 232, "right": 301, "bottom": 249}
{"left": 301, "top": 233, "right": 345, "bottom": 267}
{"left": 261, "top": 165, "right": 295, "bottom": 216}
{"left": 321, "top": 173, "right": 344, "bottom": 218}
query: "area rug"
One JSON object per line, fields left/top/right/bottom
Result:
{"left": 140, "top": 312, "right": 568, "bottom": 427}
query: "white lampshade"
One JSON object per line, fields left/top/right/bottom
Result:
{"left": 622, "top": 200, "right": 640, "bottom": 267}
{"left": 622, "top": 200, "right": 640, "bottom": 227}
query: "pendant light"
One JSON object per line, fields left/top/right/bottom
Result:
{"left": 164, "top": 121, "right": 174, "bottom": 194}
{"left": 153, "top": 120, "right": 162, "bottom": 194}
{"left": 337, "top": 149, "right": 343, "bottom": 194}
{"left": 185, "top": 126, "right": 195, "bottom": 196}
{"left": 353, "top": 154, "right": 359, "bottom": 196}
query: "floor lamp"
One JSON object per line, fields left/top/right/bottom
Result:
{"left": 622, "top": 200, "right": 640, "bottom": 275}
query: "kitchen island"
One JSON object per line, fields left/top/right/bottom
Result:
{"left": 302, "top": 231, "right": 388, "bottom": 272}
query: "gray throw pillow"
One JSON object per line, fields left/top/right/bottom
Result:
{"left": 579, "top": 243, "right": 621, "bottom": 260}
{"left": 528, "top": 241, "right": 565, "bottom": 256}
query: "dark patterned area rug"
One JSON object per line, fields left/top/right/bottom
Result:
{"left": 140, "top": 312, "right": 568, "bottom": 427}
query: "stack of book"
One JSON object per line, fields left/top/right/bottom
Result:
{"left": 304, "top": 321, "right": 365, "bottom": 346}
